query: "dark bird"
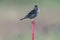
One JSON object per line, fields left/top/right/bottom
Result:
{"left": 20, "top": 5, "right": 40, "bottom": 20}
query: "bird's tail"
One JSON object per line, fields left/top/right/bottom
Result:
{"left": 20, "top": 18, "right": 25, "bottom": 20}
{"left": 20, "top": 17, "right": 27, "bottom": 20}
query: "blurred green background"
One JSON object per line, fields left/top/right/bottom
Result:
{"left": 0, "top": 0, "right": 60, "bottom": 40}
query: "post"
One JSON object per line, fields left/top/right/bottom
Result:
{"left": 32, "top": 21, "right": 35, "bottom": 40}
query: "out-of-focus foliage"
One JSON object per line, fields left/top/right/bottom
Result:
{"left": 0, "top": 0, "right": 60, "bottom": 40}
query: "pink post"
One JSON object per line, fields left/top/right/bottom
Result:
{"left": 32, "top": 21, "right": 35, "bottom": 40}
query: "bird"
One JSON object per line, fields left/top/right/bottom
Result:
{"left": 20, "top": 5, "right": 40, "bottom": 20}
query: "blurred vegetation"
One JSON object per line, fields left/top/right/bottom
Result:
{"left": 0, "top": 0, "right": 60, "bottom": 5}
{"left": 0, "top": 0, "right": 60, "bottom": 40}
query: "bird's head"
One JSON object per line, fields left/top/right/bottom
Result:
{"left": 35, "top": 5, "right": 38, "bottom": 7}
{"left": 34, "top": 5, "right": 38, "bottom": 10}
{"left": 34, "top": 5, "right": 40, "bottom": 12}
{"left": 34, "top": 5, "right": 38, "bottom": 8}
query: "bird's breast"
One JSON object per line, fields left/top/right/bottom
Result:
{"left": 37, "top": 9, "right": 40, "bottom": 13}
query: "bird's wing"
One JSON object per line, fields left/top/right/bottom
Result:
{"left": 27, "top": 9, "right": 36, "bottom": 16}
{"left": 25, "top": 9, "right": 37, "bottom": 18}
{"left": 24, "top": 8, "right": 37, "bottom": 19}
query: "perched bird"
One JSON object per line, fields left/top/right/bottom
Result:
{"left": 20, "top": 5, "right": 40, "bottom": 20}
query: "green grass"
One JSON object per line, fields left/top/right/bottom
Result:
{"left": 8, "top": 31, "right": 60, "bottom": 40}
